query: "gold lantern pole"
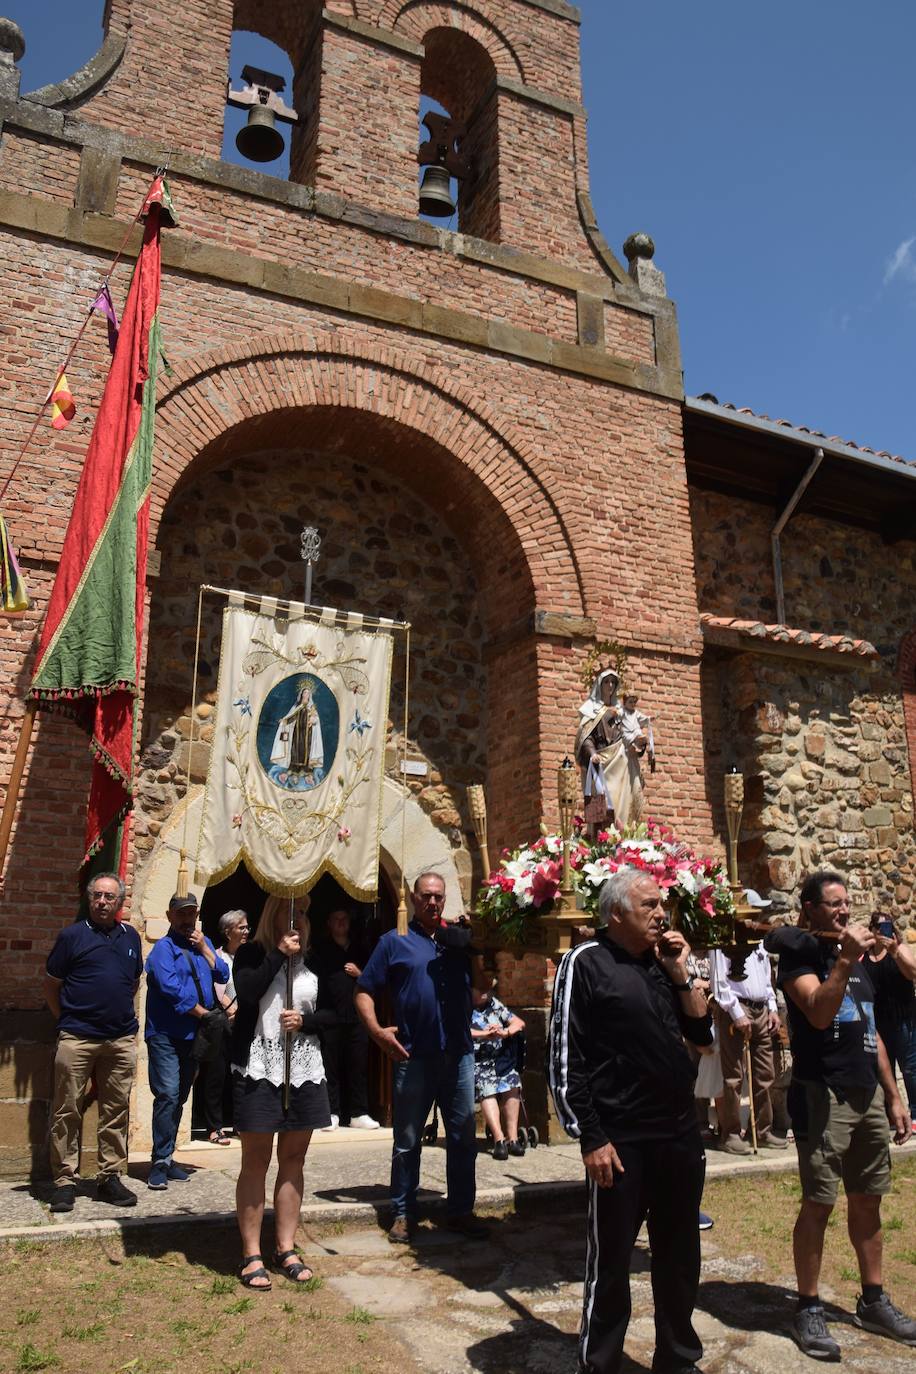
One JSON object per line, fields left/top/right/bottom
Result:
{"left": 466, "top": 784, "right": 491, "bottom": 880}
{"left": 724, "top": 768, "right": 744, "bottom": 891}
{"left": 557, "top": 756, "right": 576, "bottom": 910}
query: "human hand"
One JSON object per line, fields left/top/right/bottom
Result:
{"left": 656, "top": 929, "right": 690, "bottom": 978}
{"left": 767, "top": 1011, "right": 782, "bottom": 1036}
{"left": 886, "top": 1095, "right": 911, "bottom": 1144}
{"left": 279, "top": 1008, "right": 303, "bottom": 1034}
{"left": 733, "top": 1017, "right": 753, "bottom": 1042}
{"left": 278, "top": 930, "right": 301, "bottom": 958}
{"left": 582, "top": 1141, "right": 625, "bottom": 1189}
{"left": 188, "top": 927, "right": 205, "bottom": 953}
{"left": 374, "top": 1026, "right": 410, "bottom": 1062}
{"left": 839, "top": 923, "right": 874, "bottom": 961}
{"left": 344, "top": 962, "right": 361, "bottom": 978}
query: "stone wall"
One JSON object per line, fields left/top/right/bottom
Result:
{"left": 693, "top": 488, "right": 916, "bottom": 918}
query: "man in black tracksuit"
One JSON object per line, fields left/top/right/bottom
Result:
{"left": 548, "top": 868, "right": 713, "bottom": 1374}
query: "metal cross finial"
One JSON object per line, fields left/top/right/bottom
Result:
{"left": 301, "top": 526, "right": 321, "bottom": 605}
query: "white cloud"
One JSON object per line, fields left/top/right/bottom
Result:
{"left": 884, "top": 236, "right": 916, "bottom": 286}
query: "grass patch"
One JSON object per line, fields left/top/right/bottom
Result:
{"left": 345, "top": 1306, "right": 377, "bottom": 1326}
{"left": 16, "top": 1309, "right": 40, "bottom": 1327}
{"left": 223, "top": 1297, "right": 254, "bottom": 1315}
{"left": 61, "top": 1322, "right": 105, "bottom": 1341}
{"left": 210, "top": 1275, "right": 235, "bottom": 1294}
{"left": 15, "top": 1346, "right": 59, "bottom": 1372}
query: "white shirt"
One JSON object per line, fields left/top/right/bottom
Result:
{"left": 712, "top": 946, "right": 776, "bottom": 1023}
{"left": 232, "top": 958, "right": 325, "bottom": 1089}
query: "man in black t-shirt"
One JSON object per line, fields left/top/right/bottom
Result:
{"left": 548, "top": 867, "right": 712, "bottom": 1374}
{"left": 769, "top": 871, "right": 915, "bottom": 1359}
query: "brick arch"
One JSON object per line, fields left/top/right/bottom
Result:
{"left": 381, "top": 0, "right": 525, "bottom": 82}
{"left": 899, "top": 630, "right": 916, "bottom": 822}
{"left": 153, "top": 333, "right": 584, "bottom": 630}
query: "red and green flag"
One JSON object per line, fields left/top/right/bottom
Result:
{"left": 28, "top": 176, "right": 176, "bottom": 877}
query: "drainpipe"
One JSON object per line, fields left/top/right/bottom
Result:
{"left": 771, "top": 447, "right": 824, "bottom": 624}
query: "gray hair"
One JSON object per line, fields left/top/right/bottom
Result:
{"left": 412, "top": 870, "right": 446, "bottom": 893}
{"left": 218, "top": 908, "right": 248, "bottom": 938}
{"left": 598, "top": 867, "right": 650, "bottom": 928}
{"left": 86, "top": 871, "right": 126, "bottom": 906}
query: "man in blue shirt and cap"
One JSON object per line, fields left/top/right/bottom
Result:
{"left": 145, "top": 892, "right": 229, "bottom": 1190}
{"left": 45, "top": 871, "right": 143, "bottom": 1212}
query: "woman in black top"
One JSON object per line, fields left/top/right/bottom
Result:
{"left": 313, "top": 907, "right": 379, "bottom": 1130}
{"left": 231, "top": 895, "right": 335, "bottom": 1290}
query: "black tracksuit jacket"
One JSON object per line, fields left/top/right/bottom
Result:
{"left": 547, "top": 934, "right": 713, "bottom": 1152}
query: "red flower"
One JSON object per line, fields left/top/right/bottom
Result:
{"left": 531, "top": 860, "right": 561, "bottom": 908}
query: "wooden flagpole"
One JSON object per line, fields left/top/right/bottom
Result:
{"left": 0, "top": 701, "right": 36, "bottom": 880}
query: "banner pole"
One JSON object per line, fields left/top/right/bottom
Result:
{"left": 0, "top": 701, "right": 36, "bottom": 881}
{"left": 284, "top": 894, "right": 295, "bottom": 1113}
{"left": 396, "top": 626, "right": 411, "bottom": 935}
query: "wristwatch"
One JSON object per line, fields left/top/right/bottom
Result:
{"left": 672, "top": 974, "right": 696, "bottom": 992}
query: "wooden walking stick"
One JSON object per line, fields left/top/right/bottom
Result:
{"left": 283, "top": 895, "right": 295, "bottom": 1113}
{"left": 744, "top": 1038, "right": 758, "bottom": 1153}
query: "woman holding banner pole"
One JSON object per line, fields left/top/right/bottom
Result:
{"left": 230, "top": 894, "right": 335, "bottom": 1289}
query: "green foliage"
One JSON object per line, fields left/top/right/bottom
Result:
{"left": 15, "top": 1310, "right": 40, "bottom": 1327}
{"left": 61, "top": 1322, "right": 106, "bottom": 1341}
{"left": 15, "top": 1346, "right": 59, "bottom": 1372}
{"left": 209, "top": 1276, "right": 236, "bottom": 1294}
{"left": 223, "top": 1297, "right": 254, "bottom": 1315}
{"left": 345, "top": 1307, "right": 377, "bottom": 1326}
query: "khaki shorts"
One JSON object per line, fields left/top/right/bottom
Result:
{"left": 796, "top": 1081, "right": 891, "bottom": 1204}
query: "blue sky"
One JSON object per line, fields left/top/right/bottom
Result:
{"left": 6, "top": 1, "right": 916, "bottom": 457}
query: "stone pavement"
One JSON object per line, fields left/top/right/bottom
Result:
{"left": 0, "top": 1127, "right": 807, "bottom": 1240}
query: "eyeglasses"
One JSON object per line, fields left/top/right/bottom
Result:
{"left": 418, "top": 892, "right": 445, "bottom": 903}
{"left": 818, "top": 899, "right": 849, "bottom": 910}
{"left": 90, "top": 892, "right": 119, "bottom": 903}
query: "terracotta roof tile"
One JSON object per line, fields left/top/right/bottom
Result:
{"left": 691, "top": 398, "right": 913, "bottom": 469}
{"left": 700, "top": 613, "right": 879, "bottom": 659}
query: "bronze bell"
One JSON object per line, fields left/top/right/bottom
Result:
{"left": 236, "top": 104, "right": 285, "bottom": 163}
{"left": 419, "top": 164, "right": 456, "bottom": 218}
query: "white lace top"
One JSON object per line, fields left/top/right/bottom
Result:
{"left": 232, "top": 959, "right": 326, "bottom": 1089}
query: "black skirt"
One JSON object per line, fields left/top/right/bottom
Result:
{"left": 232, "top": 1073, "right": 331, "bottom": 1133}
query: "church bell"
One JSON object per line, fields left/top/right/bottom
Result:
{"left": 418, "top": 165, "right": 456, "bottom": 218}
{"left": 236, "top": 104, "right": 285, "bottom": 163}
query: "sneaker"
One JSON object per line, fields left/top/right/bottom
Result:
{"left": 49, "top": 1184, "right": 76, "bottom": 1213}
{"left": 166, "top": 1162, "right": 190, "bottom": 1181}
{"left": 147, "top": 1165, "right": 168, "bottom": 1191}
{"left": 791, "top": 1305, "right": 840, "bottom": 1361}
{"left": 348, "top": 1114, "right": 380, "bottom": 1130}
{"left": 447, "top": 1213, "right": 489, "bottom": 1241}
{"left": 854, "top": 1292, "right": 916, "bottom": 1346}
{"left": 507, "top": 1138, "right": 526, "bottom": 1157}
{"left": 96, "top": 1175, "right": 137, "bottom": 1207}
{"left": 759, "top": 1132, "right": 790, "bottom": 1150}
{"left": 721, "top": 1133, "right": 752, "bottom": 1156}
{"left": 492, "top": 1139, "right": 509, "bottom": 1161}
{"left": 388, "top": 1215, "right": 414, "bottom": 1245}
{"left": 320, "top": 1115, "right": 340, "bottom": 1132}
{"left": 698, "top": 1211, "right": 714, "bottom": 1231}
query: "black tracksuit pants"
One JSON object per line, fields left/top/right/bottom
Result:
{"left": 579, "top": 1130, "right": 706, "bottom": 1374}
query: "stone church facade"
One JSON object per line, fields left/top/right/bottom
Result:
{"left": 0, "top": 0, "right": 914, "bottom": 1173}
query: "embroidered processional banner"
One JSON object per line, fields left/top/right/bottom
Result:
{"left": 196, "top": 595, "right": 394, "bottom": 898}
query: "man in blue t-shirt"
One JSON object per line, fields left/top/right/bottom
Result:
{"left": 769, "top": 870, "right": 916, "bottom": 1359}
{"left": 355, "top": 871, "right": 487, "bottom": 1244}
{"left": 44, "top": 872, "right": 142, "bottom": 1213}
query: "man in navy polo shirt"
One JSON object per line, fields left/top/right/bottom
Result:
{"left": 145, "top": 892, "right": 229, "bottom": 1190}
{"left": 44, "top": 871, "right": 142, "bottom": 1213}
{"left": 355, "top": 871, "right": 487, "bottom": 1244}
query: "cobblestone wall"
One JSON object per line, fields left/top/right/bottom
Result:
{"left": 693, "top": 488, "right": 916, "bottom": 918}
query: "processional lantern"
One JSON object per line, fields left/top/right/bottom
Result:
{"left": 227, "top": 66, "right": 298, "bottom": 164}
{"left": 418, "top": 111, "right": 471, "bottom": 218}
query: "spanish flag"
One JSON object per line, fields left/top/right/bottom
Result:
{"left": 49, "top": 371, "right": 76, "bottom": 430}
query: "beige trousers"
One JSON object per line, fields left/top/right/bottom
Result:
{"left": 49, "top": 1032, "right": 137, "bottom": 1185}
{"left": 716, "top": 1005, "right": 775, "bottom": 1140}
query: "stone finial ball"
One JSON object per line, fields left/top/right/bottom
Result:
{"left": 0, "top": 18, "right": 25, "bottom": 62}
{"left": 623, "top": 232, "right": 656, "bottom": 263}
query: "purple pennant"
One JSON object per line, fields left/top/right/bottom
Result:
{"left": 90, "top": 283, "right": 120, "bottom": 354}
